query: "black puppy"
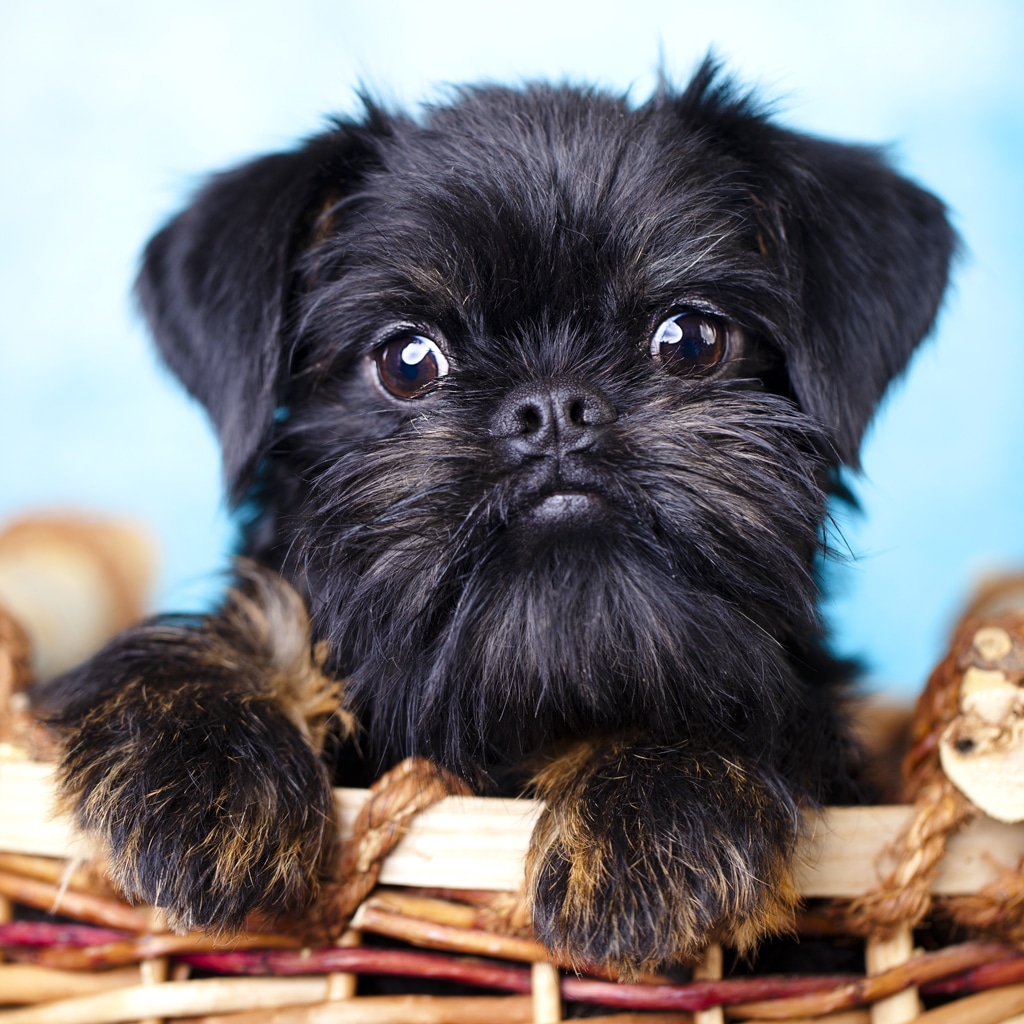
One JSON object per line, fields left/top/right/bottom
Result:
{"left": 36, "top": 60, "right": 955, "bottom": 976}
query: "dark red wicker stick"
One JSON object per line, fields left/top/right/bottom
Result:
{"left": 184, "top": 946, "right": 533, "bottom": 992}
{"left": 560, "top": 974, "right": 860, "bottom": 1013}
{"left": 180, "top": 944, "right": 858, "bottom": 1012}
{"left": 729, "top": 941, "right": 1012, "bottom": 1019}
{"left": 922, "top": 952, "right": 1024, "bottom": 996}
{"left": 0, "top": 921, "right": 132, "bottom": 947}
{"left": 17, "top": 929, "right": 305, "bottom": 970}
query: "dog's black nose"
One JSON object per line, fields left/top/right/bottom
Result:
{"left": 491, "top": 380, "right": 617, "bottom": 462}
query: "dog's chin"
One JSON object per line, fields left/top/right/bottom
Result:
{"left": 331, "top": 500, "right": 812, "bottom": 782}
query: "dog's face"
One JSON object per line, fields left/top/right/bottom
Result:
{"left": 140, "top": 64, "right": 954, "bottom": 782}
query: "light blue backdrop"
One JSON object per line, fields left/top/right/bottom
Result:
{"left": 2, "top": 1, "right": 1022, "bottom": 697}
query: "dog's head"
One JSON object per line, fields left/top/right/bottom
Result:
{"left": 138, "top": 62, "right": 955, "bottom": 778}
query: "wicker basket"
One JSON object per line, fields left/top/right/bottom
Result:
{"left": 4, "top": 751, "right": 1024, "bottom": 1024}
{"left": 4, "top": 572, "right": 1024, "bottom": 1024}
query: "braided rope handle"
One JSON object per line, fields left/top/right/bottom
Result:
{"left": 845, "top": 778, "right": 973, "bottom": 936}
{"left": 329, "top": 757, "right": 472, "bottom": 928}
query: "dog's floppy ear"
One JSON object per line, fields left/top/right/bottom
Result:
{"left": 676, "top": 62, "right": 957, "bottom": 466}
{"left": 768, "top": 135, "right": 956, "bottom": 466}
{"left": 137, "top": 123, "right": 381, "bottom": 500}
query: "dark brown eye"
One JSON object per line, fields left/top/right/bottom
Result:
{"left": 650, "top": 313, "right": 726, "bottom": 377}
{"left": 373, "top": 334, "right": 450, "bottom": 399}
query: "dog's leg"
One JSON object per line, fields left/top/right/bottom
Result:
{"left": 32, "top": 566, "right": 352, "bottom": 932}
{"left": 526, "top": 735, "right": 804, "bottom": 978}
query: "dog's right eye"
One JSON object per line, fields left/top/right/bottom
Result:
{"left": 650, "top": 313, "right": 728, "bottom": 378}
{"left": 372, "top": 334, "right": 450, "bottom": 400}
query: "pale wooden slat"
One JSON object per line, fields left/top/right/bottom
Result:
{"left": 796, "top": 805, "right": 1024, "bottom": 898}
{"left": 0, "top": 965, "right": 141, "bottom": 1004}
{"left": 0, "top": 977, "right": 329, "bottom": 1024}
{"left": 530, "top": 961, "right": 562, "bottom": 1023}
{"left": 866, "top": 926, "right": 921, "bottom": 1024}
{"left": 0, "top": 760, "right": 96, "bottom": 861}
{"left": 693, "top": 943, "right": 725, "bottom": 1024}
{"left": 344, "top": 790, "right": 538, "bottom": 890}
{"left": 5, "top": 759, "right": 1024, "bottom": 898}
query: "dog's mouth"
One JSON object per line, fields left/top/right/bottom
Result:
{"left": 497, "top": 459, "right": 626, "bottom": 534}
{"left": 504, "top": 483, "right": 615, "bottom": 533}
{"left": 523, "top": 489, "right": 607, "bottom": 524}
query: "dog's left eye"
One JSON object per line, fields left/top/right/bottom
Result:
{"left": 650, "top": 313, "right": 728, "bottom": 377}
{"left": 373, "top": 334, "right": 450, "bottom": 399}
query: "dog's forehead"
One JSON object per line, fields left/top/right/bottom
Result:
{"left": 341, "top": 87, "right": 759, "bottom": 324}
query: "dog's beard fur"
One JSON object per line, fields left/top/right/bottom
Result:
{"left": 33, "top": 60, "right": 956, "bottom": 969}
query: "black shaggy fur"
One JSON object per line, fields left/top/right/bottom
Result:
{"left": 34, "top": 60, "right": 955, "bottom": 975}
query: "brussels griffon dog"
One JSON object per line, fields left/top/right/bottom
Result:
{"left": 35, "top": 60, "right": 955, "bottom": 976}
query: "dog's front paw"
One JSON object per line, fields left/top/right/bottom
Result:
{"left": 58, "top": 678, "right": 335, "bottom": 931}
{"left": 33, "top": 571, "right": 350, "bottom": 932}
{"left": 526, "top": 738, "right": 803, "bottom": 978}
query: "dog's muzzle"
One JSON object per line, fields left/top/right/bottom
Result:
{"left": 490, "top": 378, "right": 617, "bottom": 525}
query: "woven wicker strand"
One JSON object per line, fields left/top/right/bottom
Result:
{"left": 329, "top": 756, "right": 471, "bottom": 929}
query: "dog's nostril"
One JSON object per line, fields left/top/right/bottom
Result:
{"left": 567, "top": 398, "right": 587, "bottom": 426}
{"left": 955, "top": 737, "right": 976, "bottom": 755}
{"left": 518, "top": 404, "right": 544, "bottom": 434}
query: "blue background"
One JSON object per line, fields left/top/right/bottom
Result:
{"left": 2, "top": 1, "right": 1022, "bottom": 697}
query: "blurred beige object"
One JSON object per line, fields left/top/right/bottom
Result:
{"left": 903, "top": 574, "right": 1024, "bottom": 824}
{"left": 939, "top": 677, "right": 1024, "bottom": 822}
{"left": 0, "top": 515, "right": 156, "bottom": 681}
